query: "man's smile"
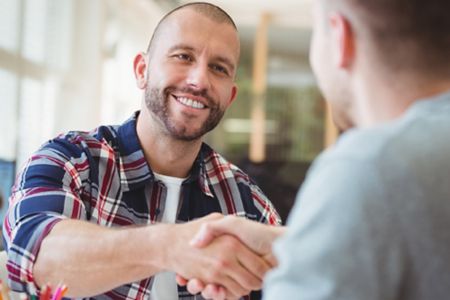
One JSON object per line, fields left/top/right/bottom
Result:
{"left": 172, "top": 94, "right": 208, "bottom": 110}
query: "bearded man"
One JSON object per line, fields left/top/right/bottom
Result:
{"left": 3, "top": 3, "right": 280, "bottom": 300}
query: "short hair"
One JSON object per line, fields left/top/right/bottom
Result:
{"left": 146, "top": 2, "right": 237, "bottom": 54}
{"left": 329, "top": 0, "right": 450, "bottom": 75}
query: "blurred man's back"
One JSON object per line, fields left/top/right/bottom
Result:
{"left": 264, "top": 0, "right": 450, "bottom": 299}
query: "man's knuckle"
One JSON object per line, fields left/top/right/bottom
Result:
{"left": 210, "top": 212, "right": 222, "bottom": 218}
{"left": 256, "top": 262, "right": 269, "bottom": 275}
{"left": 222, "top": 237, "right": 239, "bottom": 250}
{"left": 215, "top": 258, "right": 229, "bottom": 269}
{"left": 242, "top": 277, "right": 260, "bottom": 291}
{"left": 207, "top": 266, "right": 221, "bottom": 280}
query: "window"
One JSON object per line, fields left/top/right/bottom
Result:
{"left": 0, "top": 0, "right": 74, "bottom": 170}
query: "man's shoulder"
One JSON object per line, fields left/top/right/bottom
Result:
{"left": 325, "top": 100, "right": 450, "bottom": 169}
{"left": 46, "top": 124, "right": 120, "bottom": 155}
{"left": 302, "top": 102, "right": 450, "bottom": 215}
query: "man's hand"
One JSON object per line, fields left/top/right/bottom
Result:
{"left": 191, "top": 215, "right": 285, "bottom": 264}
{"left": 176, "top": 215, "right": 286, "bottom": 299}
{"left": 176, "top": 276, "right": 229, "bottom": 300}
{"left": 163, "top": 213, "right": 272, "bottom": 299}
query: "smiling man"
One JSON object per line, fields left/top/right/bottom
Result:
{"left": 2, "top": 2, "right": 280, "bottom": 300}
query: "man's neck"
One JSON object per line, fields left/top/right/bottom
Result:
{"left": 136, "top": 110, "right": 203, "bottom": 178}
{"left": 353, "top": 71, "right": 450, "bottom": 128}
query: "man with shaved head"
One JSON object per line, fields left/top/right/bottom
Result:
{"left": 178, "top": 0, "right": 450, "bottom": 299}
{"left": 3, "top": 2, "right": 280, "bottom": 299}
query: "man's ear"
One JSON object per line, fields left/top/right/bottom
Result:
{"left": 228, "top": 85, "right": 238, "bottom": 106}
{"left": 133, "top": 52, "right": 148, "bottom": 89}
{"left": 329, "top": 13, "right": 355, "bottom": 69}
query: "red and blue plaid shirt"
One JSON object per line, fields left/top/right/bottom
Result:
{"left": 3, "top": 112, "right": 281, "bottom": 300}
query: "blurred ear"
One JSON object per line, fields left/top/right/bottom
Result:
{"left": 228, "top": 84, "right": 238, "bottom": 106}
{"left": 133, "top": 52, "right": 148, "bottom": 89}
{"left": 329, "top": 13, "right": 355, "bottom": 69}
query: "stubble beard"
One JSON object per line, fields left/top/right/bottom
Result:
{"left": 144, "top": 86, "right": 226, "bottom": 141}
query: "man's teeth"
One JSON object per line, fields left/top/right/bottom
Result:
{"left": 177, "top": 97, "right": 205, "bottom": 109}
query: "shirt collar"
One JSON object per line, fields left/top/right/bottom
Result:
{"left": 187, "top": 143, "right": 215, "bottom": 198}
{"left": 116, "top": 111, "right": 214, "bottom": 197}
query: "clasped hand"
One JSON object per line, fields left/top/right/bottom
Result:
{"left": 169, "top": 213, "right": 284, "bottom": 300}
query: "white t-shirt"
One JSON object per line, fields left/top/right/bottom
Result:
{"left": 150, "top": 172, "right": 186, "bottom": 300}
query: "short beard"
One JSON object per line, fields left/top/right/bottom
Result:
{"left": 145, "top": 86, "right": 225, "bottom": 141}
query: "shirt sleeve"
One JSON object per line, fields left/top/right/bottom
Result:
{"left": 2, "top": 139, "right": 88, "bottom": 295}
{"left": 263, "top": 157, "right": 404, "bottom": 300}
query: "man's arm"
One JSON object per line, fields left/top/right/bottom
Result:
{"left": 34, "top": 219, "right": 164, "bottom": 297}
{"left": 3, "top": 144, "right": 270, "bottom": 298}
{"left": 33, "top": 214, "right": 270, "bottom": 298}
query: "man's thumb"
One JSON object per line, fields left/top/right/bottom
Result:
{"left": 190, "top": 223, "right": 218, "bottom": 247}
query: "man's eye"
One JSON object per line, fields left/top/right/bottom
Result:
{"left": 176, "top": 54, "right": 192, "bottom": 61}
{"left": 212, "top": 64, "right": 228, "bottom": 75}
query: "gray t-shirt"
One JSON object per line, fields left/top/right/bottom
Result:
{"left": 264, "top": 91, "right": 450, "bottom": 300}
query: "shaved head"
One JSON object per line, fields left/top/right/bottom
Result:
{"left": 147, "top": 2, "right": 238, "bottom": 55}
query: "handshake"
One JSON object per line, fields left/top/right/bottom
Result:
{"left": 167, "top": 213, "right": 286, "bottom": 300}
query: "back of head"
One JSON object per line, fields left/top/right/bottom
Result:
{"left": 147, "top": 2, "right": 237, "bottom": 55}
{"left": 330, "top": 0, "right": 450, "bottom": 76}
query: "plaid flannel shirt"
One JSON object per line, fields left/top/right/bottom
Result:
{"left": 3, "top": 112, "right": 281, "bottom": 300}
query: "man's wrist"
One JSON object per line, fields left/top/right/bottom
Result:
{"left": 125, "top": 223, "right": 175, "bottom": 273}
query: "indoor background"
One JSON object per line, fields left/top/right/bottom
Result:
{"left": 0, "top": 0, "right": 337, "bottom": 223}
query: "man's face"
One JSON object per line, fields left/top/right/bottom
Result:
{"left": 310, "top": 1, "right": 354, "bottom": 131}
{"left": 144, "top": 9, "right": 239, "bottom": 141}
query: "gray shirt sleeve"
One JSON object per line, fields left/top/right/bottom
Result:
{"left": 263, "top": 157, "right": 405, "bottom": 300}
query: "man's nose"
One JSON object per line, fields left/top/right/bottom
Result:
{"left": 186, "top": 63, "right": 211, "bottom": 92}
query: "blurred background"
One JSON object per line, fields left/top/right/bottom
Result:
{"left": 0, "top": 0, "right": 338, "bottom": 223}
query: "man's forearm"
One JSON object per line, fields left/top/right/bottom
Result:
{"left": 32, "top": 214, "right": 270, "bottom": 298}
{"left": 34, "top": 219, "right": 167, "bottom": 297}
